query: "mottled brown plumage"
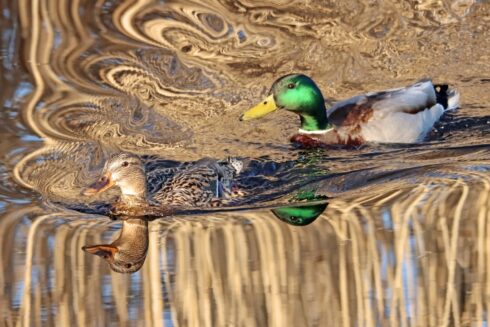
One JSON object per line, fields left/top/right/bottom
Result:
{"left": 83, "top": 153, "right": 243, "bottom": 216}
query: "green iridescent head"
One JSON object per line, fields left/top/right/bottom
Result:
{"left": 240, "top": 74, "right": 331, "bottom": 132}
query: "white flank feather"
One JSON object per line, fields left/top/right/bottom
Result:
{"left": 360, "top": 104, "right": 445, "bottom": 143}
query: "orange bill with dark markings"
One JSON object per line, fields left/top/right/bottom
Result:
{"left": 82, "top": 172, "right": 114, "bottom": 196}
{"left": 82, "top": 244, "right": 118, "bottom": 259}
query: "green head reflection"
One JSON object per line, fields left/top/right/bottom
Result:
{"left": 272, "top": 202, "right": 328, "bottom": 226}
{"left": 271, "top": 190, "right": 328, "bottom": 226}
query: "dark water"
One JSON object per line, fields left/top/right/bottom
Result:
{"left": 1, "top": 0, "right": 490, "bottom": 326}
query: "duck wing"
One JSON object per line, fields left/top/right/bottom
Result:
{"left": 152, "top": 166, "right": 219, "bottom": 207}
{"left": 149, "top": 157, "right": 244, "bottom": 206}
{"left": 144, "top": 157, "right": 241, "bottom": 194}
{"left": 327, "top": 79, "right": 439, "bottom": 128}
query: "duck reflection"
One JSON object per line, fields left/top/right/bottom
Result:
{"left": 81, "top": 206, "right": 328, "bottom": 275}
{"left": 271, "top": 190, "right": 328, "bottom": 226}
{"left": 82, "top": 191, "right": 327, "bottom": 274}
{"left": 272, "top": 202, "right": 328, "bottom": 226}
{"left": 82, "top": 217, "right": 148, "bottom": 274}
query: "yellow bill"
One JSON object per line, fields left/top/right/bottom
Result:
{"left": 240, "top": 94, "right": 278, "bottom": 121}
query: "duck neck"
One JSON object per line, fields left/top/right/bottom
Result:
{"left": 113, "top": 218, "right": 149, "bottom": 253}
{"left": 298, "top": 103, "right": 332, "bottom": 133}
{"left": 118, "top": 175, "right": 147, "bottom": 204}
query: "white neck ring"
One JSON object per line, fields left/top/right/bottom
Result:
{"left": 298, "top": 128, "right": 333, "bottom": 135}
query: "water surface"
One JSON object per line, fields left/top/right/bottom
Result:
{"left": 1, "top": 0, "right": 490, "bottom": 326}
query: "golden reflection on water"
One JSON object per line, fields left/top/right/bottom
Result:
{"left": 1, "top": 173, "right": 489, "bottom": 326}
{"left": 1, "top": 0, "right": 490, "bottom": 326}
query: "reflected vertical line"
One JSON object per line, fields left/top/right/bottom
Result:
{"left": 359, "top": 206, "right": 384, "bottom": 325}
{"left": 405, "top": 206, "right": 416, "bottom": 326}
{"left": 0, "top": 208, "right": 37, "bottom": 325}
{"left": 484, "top": 176, "right": 490, "bottom": 324}
{"left": 346, "top": 210, "right": 366, "bottom": 326}
{"left": 474, "top": 175, "right": 488, "bottom": 326}
{"left": 410, "top": 189, "right": 438, "bottom": 327}
{"left": 16, "top": 214, "right": 58, "bottom": 327}
{"left": 212, "top": 223, "right": 230, "bottom": 327}
{"left": 192, "top": 223, "right": 210, "bottom": 327}
{"left": 339, "top": 217, "right": 350, "bottom": 327}
{"left": 54, "top": 224, "right": 71, "bottom": 327}
{"left": 389, "top": 186, "right": 427, "bottom": 327}
{"left": 159, "top": 221, "right": 179, "bottom": 327}
{"left": 255, "top": 215, "right": 288, "bottom": 326}
{"left": 72, "top": 221, "right": 94, "bottom": 327}
{"left": 142, "top": 236, "right": 151, "bottom": 326}
{"left": 442, "top": 181, "right": 468, "bottom": 327}
{"left": 149, "top": 221, "right": 164, "bottom": 327}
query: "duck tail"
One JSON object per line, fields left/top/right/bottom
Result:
{"left": 434, "top": 84, "right": 460, "bottom": 111}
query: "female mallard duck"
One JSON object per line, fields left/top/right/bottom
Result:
{"left": 240, "top": 74, "right": 459, "bottom": 146}
{"left": 83, "top": 153, "right": 243, "bottom": 216}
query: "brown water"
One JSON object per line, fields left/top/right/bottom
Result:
{"left": 1, "top": 0, "right": 490, "bottom": 326}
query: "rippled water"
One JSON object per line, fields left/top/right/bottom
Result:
{"left": 1, "top": 0, "right": 490, "bottom": 326}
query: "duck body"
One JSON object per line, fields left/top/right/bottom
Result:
{"left": 149, "top": 158, "right": 243, "bottom": 207}
{"left": 241, "top": 74, "right": 460, "bottom": 146}
{"left": 83, "top": 153, "right": 243, "bottom": 216}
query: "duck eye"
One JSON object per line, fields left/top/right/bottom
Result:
{"left": 287, "top": 83, "right": 295, "bottom": 89}
{"left": 125, "top": 263, "right": 132, "bottom": 269}
{"left": 290, "top": 216, "right": 298, "bottom": 221}
{"left": 121, "top": 161, "right": 129, "bottom": 167}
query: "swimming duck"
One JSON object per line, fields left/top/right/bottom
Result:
{"left": 240, "top": 74, "right": 459, "bottom": 146}
{"left": 83, "top": 153, "right": 244, "bottom": 216}
{"left": 82, "top": 217, "right": 148, "bottom": 274}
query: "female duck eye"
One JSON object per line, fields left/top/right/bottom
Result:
{"left": 122, "top": 161, "right": 129, "bottom": 167}
{"left": 287, "top": 83, "right": 295, "bottom": 89}
{"left": 125, "top": 263, "right": 132, "bottom": 269}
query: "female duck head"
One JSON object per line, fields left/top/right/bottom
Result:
{"left": 240, "top": 74, "right": 331, "bottom": 132}
{"left": 83, "top": 153, "right": 147, "bottom": 199}
{"left": 82, "top": 218, "right": 149, "bottom": 274}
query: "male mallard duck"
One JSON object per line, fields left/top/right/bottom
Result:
{"left": 240, "top": 74, "right": 459, "bottom": 146}
{"left": 83, "top": 153, "right": 243, "bottom": 216}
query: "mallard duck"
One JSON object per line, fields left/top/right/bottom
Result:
{"left": 82, "top": 218, "right": 148, "bottom": 274}
{"left": 240, "top": 74, "right": 459, "bottom": 146}
{"left": 83, "top": 153, "right": 244, "bottom": 216}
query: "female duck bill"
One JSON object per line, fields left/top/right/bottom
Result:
{"left": 82, "top": 244, "right": 118, "bottom": 259}
{"left": 82, "top": 171, "right": 114, "bottom": 196}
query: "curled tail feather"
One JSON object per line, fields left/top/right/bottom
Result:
{"left": 434, "top": 84, "right": 460, "bottom": 111}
